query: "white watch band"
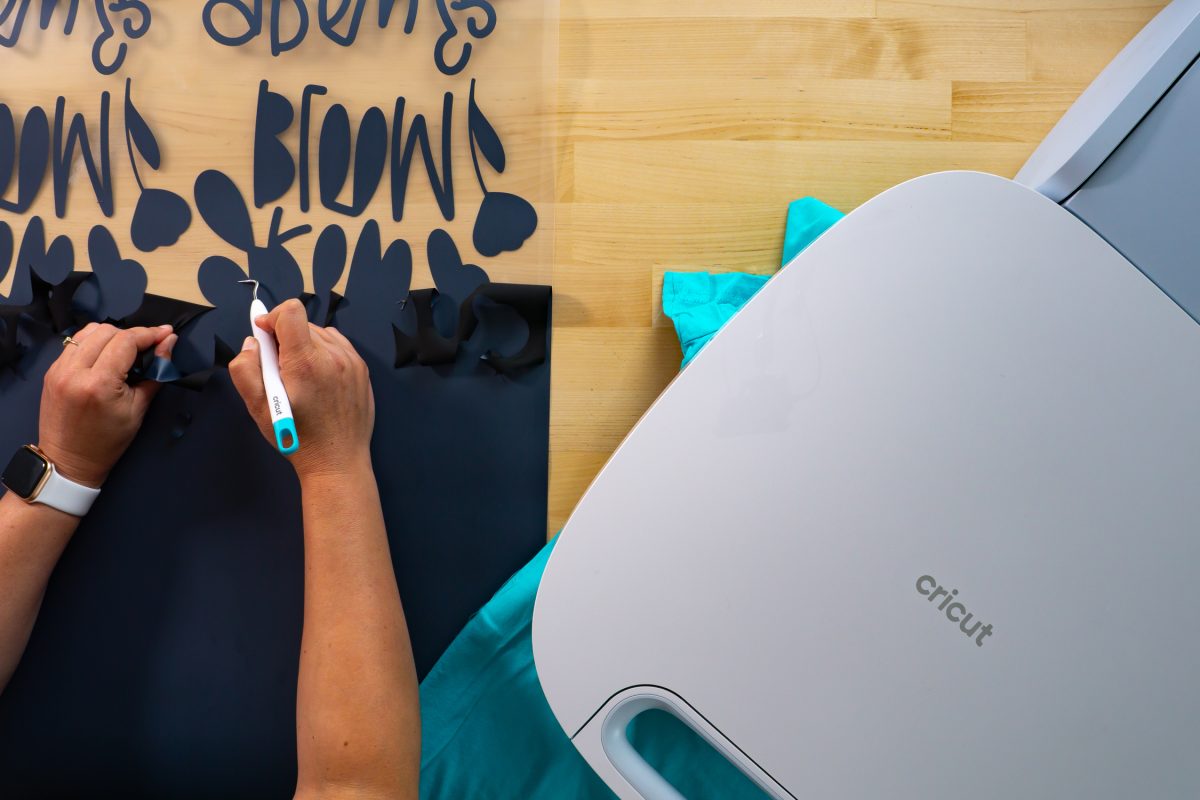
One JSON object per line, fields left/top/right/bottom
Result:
{"left": 34, "top": 463, "right": 101, "bottom": 517}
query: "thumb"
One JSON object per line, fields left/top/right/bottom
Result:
{"left": 130, "top": 332, "right": 178, "bottom": 416}
{"left": 229, "top": 336, "right": 273, "bottom": 442}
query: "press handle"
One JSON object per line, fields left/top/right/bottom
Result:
{"left": 599, "top": 694, "right": 690, "bottom": 800}
{"left": 583, "top": 686, "right": 793, "bottom": 800}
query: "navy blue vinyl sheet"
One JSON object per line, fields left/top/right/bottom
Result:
{"left": 0, "top": 291, "right": 551, "bottom": 798}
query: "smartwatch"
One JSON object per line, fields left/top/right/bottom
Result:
{"left": 1, "top": 445, "right": 101, "bottom": 517}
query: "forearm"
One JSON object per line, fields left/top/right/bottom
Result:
{"left": 294, "top": 460, "right": 420, "bottom": 800}
{"left": 0, "top": 492, "right": 81, "bottom": 693}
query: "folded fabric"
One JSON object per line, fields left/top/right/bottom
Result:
{"left": 662, "top": 271, "right": 771, "bottom": 368}
{"left": 783, "top": 196, "right": 844, "bottom": 267}
{"left": 418, "top": 195, "right": 844, "bottom": 799}
{"left": 663, "top": 197, "right": 843, "bottom": 368}
{"left": 418, "top": 539, "right": 611, "bottom": 798}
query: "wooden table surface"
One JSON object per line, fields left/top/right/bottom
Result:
{"left": 546, "top": 0, "right": 1167, "bottom": 533}
{"left": 0, "top": 2, "right": 1168, "bottom": 537}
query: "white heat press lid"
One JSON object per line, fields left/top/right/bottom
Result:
{"left": 533, "top": 171, "right": 1200, "bottom": 799}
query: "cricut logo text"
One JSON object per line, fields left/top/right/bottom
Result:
{"left": 916, "top": 575, "right": 995, "bottom": 647}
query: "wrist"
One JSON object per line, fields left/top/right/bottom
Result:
{"left": 35, "top": 443, "right": 106, "bottom": 489}
{"left": 0, "top": 487, "right": 83, "bottom": 528}
{"left": 295, "top": 450, "right": 375, "bottom": 488}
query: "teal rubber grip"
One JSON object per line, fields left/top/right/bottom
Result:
{"left": 273, "top": 418, "right": 300, "bottom": 455}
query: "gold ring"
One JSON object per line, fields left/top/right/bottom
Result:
{"left": 62, "top": 335, "right": 79, "bottom": 348}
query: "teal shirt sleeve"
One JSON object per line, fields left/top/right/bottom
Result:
{"left": 663, "top": 197, "right": 842, "bottom": 368}
{"left": 783, "top": 196, "right": 843, "bottom": 266}
{"left": 662, "top": 271, "right": 771, "bottom": 368}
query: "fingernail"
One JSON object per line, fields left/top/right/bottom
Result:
{"left": 243, "top": 336, "right": 256, "bottom": 351}
{"left": 159, "top": 324, "right": 173, "bottom": 331}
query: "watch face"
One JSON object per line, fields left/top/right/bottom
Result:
{"left": 2, "top": 446, "right": 49, "bottom": 500}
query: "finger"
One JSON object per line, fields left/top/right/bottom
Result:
{"left": 52, "top": 322, "right": 98, "bottom": 369}
{"left": 130, "top": 374, "right": 163, "bottom": 417}
{"left": 309, "top": 323, "right": 340, "bottom": 351}
{"left": 324, "top": 326, "right": 361, "bottom": 361}
{"left": 71, "top": 322, "right": 101, "bottom": 342}
{"left": 323, "top": 326, "right": 351, "bottom": 348}
{"left": 62, "top": 322, "right": 100, "bottom": 362}
{"left": 155, "top": 332, "right": 178, "bottom": 359}
{"left": 256, "top": 299, "right": 313, "bottom": 357}
{"left": 228, "top": 337, "right": 273, "bottom": 441}
{"left": 73, "top": 324, "right": 121, "bottom": 368}
{"left": 93, "top": 325, "right": 173, "bottom": 377}
{"left": 129, "top": 332, "right": 179, "bottom": 416}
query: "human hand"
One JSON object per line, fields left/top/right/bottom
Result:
{"left": 228, "top": 299, "right": 375, "bottom": 481}
{"left": 38, "top": 323, "right": 177, "bottom": 488}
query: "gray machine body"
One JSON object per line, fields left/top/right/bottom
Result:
{"left": 1065, "top": 54, "right": 1200, "bottom": 320}
{"left": 1018, "top": 0, "right": 1200, "bottom": 321}
{"left": 533, "top": 171, "right": 1200, "bottom": 799}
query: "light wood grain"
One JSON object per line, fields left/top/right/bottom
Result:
{"left": 546, "top": 1, "right": 1165, "bottom": 534}
{"left": 0, "top": 2, "right": 1167, "bottom": 539}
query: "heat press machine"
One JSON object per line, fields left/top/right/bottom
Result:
{"left": 533, "top": 2, "right": 1200, "bottom": 798}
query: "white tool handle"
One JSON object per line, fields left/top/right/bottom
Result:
{"left": 250, "top": 298, "right": 299, "bottom": 454}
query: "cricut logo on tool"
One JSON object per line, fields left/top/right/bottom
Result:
{"left": 273, "top": 396, "right": 283, "bottom": 416}
{"left": 916, "top": 576, "right": 995, "bottom": 647}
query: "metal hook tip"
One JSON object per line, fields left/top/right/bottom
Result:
{"left": 238, "top": 279, "right": 260, "bottom": 301}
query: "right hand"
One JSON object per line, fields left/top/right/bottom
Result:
{"left": 229, "top": 299, "right": 376, "bottom": 480}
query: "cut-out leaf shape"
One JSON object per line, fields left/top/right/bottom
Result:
{"left": 338, "top": 220, "right": 413, "bottom": 359}
{"left": 36, "top": 229, "right": 75, "bottom": 286}
{"left": 342, "top": 220, "right": 412, "bottom": 316}
{"left": 17, "top": 216, "right": 74, "bottom": 287}
{"left": 195, "top": 169, "right": 255, "bottom": 252}
{"left": 473, "top": 192, "right": 538, "bottom": 258}
{"left": 83, "top": 225, "right": 147, "bottom": 320}
{"left": 354, "top": 220, "right": 412, "bottom": 300}
{"left": 313, "top": 224, "right": 347, "bottom": 296}
{"left": 468, "top": 79, "right": 504, "bottom": 174}
{"left": 251, "top": 207, "right": 310, "bottom": 303}
{"left": 197, "top": 255, "right": 249, "bottom": 308}
{"left": 131, "top": 188, "right": 193, "bottom": 253}
{"left": 125, "top": 81, "right": 160, "bottom": 171}
{"left": 0, "top": 105, "right": 13, "bottom": 198}
{"left": 428, "top": 228, "right": 488, "bottom": 303}
{"left": 309, "top": 224, "right": 346, "bottom": 325}
{"left": 196, "top": 171, "right": 309, "bottom": 303}
{"left": 179, "top": 254, "right": 254, "bottom": 368}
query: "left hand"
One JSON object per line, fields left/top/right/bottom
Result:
{"left": 37, "top": 323, "right": 177, "bottom": 488}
